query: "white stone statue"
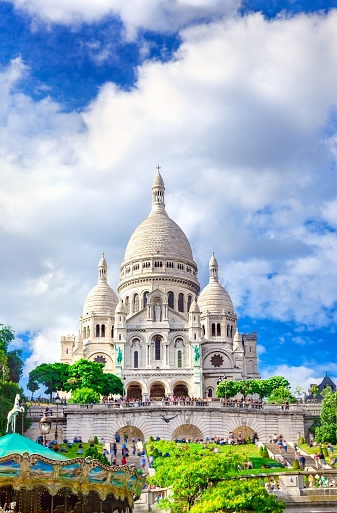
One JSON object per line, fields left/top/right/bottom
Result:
{"left": 154, "top": 303, "right": 162, "bottom": 322}
{"left": 6, "top": 394, "right": 24, "bottom": 433}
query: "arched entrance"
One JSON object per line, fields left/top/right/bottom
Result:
{"left": 126, "top": 383, "right": 142, "bottom": 401}
{"left": 117, "top": 426, "right": 145, "bottom": 442}
{"left": 150, "top": 382, "right": 166, "bottom": 399}
{"left": 232, "top": 426, "right": 255, "bottom": 441}
{"left": 173, "top": 382, "right": 189, "bottom": 397}
{"left": 172, "top": 424, "right": 203, "bottom": 441}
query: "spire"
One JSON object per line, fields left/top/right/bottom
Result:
{"left": 209, "top": 251, "right": 218, "bottom": 282}
{"left": 98, "top": 252, "right": 107, "bottom": 282}
{"left": 151, "top": 165, "right": 166, "bottom": 214}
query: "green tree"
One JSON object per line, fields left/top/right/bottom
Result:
{"left": 28, "top": 362, "right": 70, "bottom": 400}
{"left": 315, "top": 391, "right": 337, "bottom": 444}
{"left": 216, "top": 380, "right": 239, "bottom": 399}
{"left": 263, "top": 377, "right": 291, "bottom": 397}
{"left": 295, "top": 386, "right": 305, "bottom": 401}
{"left": 190, "top": 479, "right": 284, "bottom": 513}
{"left": 309, "top": 384, "right": 319, "bottom": 399}
{"left": 0, "top": 325, "right": 23, "bottom": 384}
{"left": 68, "top": 387, "right": 100, "bottom": 404}
{"left": 267, "top": 386, "right": 297, "bottom": 404}
{"left": 63, "top": 359, "right": 105, "bottom": 393}
{"left": 101, "top": 372, "right": 124, "bottom": 396}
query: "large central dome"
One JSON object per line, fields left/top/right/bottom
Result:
{"left": 124, "top": 212, "right": 194, "bottom": 262}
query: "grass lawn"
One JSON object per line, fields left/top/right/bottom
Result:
{"left": 299, "top": 444, "right": 337, "bottom": 467}
{"left": 147, "top": 442, "right": 288, "bottom": 475}
{"left": 52, "top": 442, "right": 102, "bottom": 459}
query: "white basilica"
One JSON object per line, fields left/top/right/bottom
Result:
{"left": 61, "top": 171, "right": 259, "bottom": 399}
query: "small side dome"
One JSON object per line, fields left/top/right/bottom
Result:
{"left": 115, "top": 300, "right": 127, "bottom": 314}
{"left": 189, "top": 299, "right": 200, "bottom": 313}
{"left": 233, "top": 329, "right": 241, "bottom": 344}
{"left": 198, "top": 252, "right": 234, "bottom": 315}
{"left": 83, "top": 254, "right": 119, "bottom": 315}
{"left": 152, "top": 169, "right": 165, "bottom": 189}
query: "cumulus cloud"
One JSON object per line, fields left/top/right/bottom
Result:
{"left": 6, "top": 0, "right": 240, "bottom": 37}
{"left": 2, "top": 11, "right": 337, "bottom": 371}
{"left": 262, "top": 364, "right": 337, "bottom": 394}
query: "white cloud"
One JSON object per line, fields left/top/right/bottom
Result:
{"left": 6, "top": 0, "right": 240, "bottom": 37}
{"left": 256, "top": 344, "right": 266, "bottom": 355}
{"left": 262, "top": 364, "right": 337, "bottom": 395}
{"left": 2, "top": 11, "right": 337, "bottom": 370}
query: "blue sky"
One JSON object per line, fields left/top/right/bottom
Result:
{"left": 1, "top": 0, "right": 337, "bottom": 394}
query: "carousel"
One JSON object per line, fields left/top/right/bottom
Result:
{"left": 0, "top": 400, "right": 145, "bottom": 513}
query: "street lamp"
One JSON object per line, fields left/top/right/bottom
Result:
{"left": 217, "top": 375, "right": 228, "bottom": 405}
{"left": 20, "top": 400, "right": 26, "bottom": 436}
{"left": 39, "top": 412, "right": 52, "bottom": 446}
{"left": 54, "top": 393, "right": 61, "bottom": 443}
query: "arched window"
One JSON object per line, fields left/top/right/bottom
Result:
{"left": 202, "top": 325, "right": 205, "bottom": 337}
{"left": 178, "top": 293, "right": 184, "bottom": 312}
{"left": 187, "top": 295, "right": 192, "bottom": 312}
{"left": 87, "top": 327, "right": 90, "bottom": 337}
{"left": 143, "top": 291, "right": 149, "bottom": 308}
{"left": 134, "top": 351, "right": 139, "bottom": 368}
{"left": 155, "top": 338, "right": 161, "bottom": 360}
{"left": 231, "top": 325, "right": 233, "bottom": 338}
{"left": 208, "top": 388, "right": 213, "bottom": 398}
{"left": 83, "top": 327, "right": 86, "bottom": 339}
{"left": 178, "top": 350, "right": 182, "bottom": 368}
{"left": 194, "top": 333, "right": 196, "bottom": 340}
{"left": 217, "top": 323, "right": 221, "bottom": 336}
{"left": 211, "top": 323, "right": 216, "bottom": 337}
{"left": 227, "top": 325, "right": 229, "bottom": 337}
{"left": 101, "top": 324, "right": 105, "bottom": 337}
{"left": 133, "top": 294, "right": 139, "bottom": 312}
{"left": 111, "top": 326, "right": 114, "bottom": 338}
{"left": 125, "top": 296, "right": 130, "bottom": 315}
{"left": 168, "top": 291, "right": 174, "bottom": 309}
{"left": 66, "top": 348, "right": 69, "bottom": 354}
{"left": 96, "top": 324, "right": 100, "bottom": 337}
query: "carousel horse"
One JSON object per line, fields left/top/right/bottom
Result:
{"left": 6, "top": 394, "right": 24, "bottom": 433}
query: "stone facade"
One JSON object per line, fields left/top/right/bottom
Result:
{"left": 61, "top": 170, "right": 259, "bottom": 399}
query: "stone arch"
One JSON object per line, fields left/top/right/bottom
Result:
{"left": 126, "top": 381, "right": 143, "bottom": 400}
{"left": 232, "top": 426, "right": 255, "bottom": 441}
{"left": 117, "top": 425, "right": 145, "bottom": 442}
{"left": 172, "top": 424, "right": 203, "bottom": 441}
{"left": 202, "top": 349, "right": 234, "bottom": 369}
{"left": 150, "top": 381, "right": 166, "bottom": 399}
{"left": 172, "top": 380, "right": 189, "bottom": 397}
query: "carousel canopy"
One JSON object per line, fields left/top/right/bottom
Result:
{"left": 0, "top": 433, "right": 68, "bottom": 460}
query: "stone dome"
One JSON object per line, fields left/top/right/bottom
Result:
{"left": 83, "top": 281, "right": 118, "bottom": 315}
{"left": 189, "top": 299, "right": 200, "bottom": 313}
{"left": 198, "top": 281, "right": 234, "bottom": 315}
{"left": 198, "top": 251, "right": 234, "bottom": 315}
{"left": 115, "top": 300, "right": 127, "bottom": 314}
{"left": 124, "top": 212, "right": 194, "bottom": 263}
{"left": 83, "top": 254, "right": 118, "bottom": 315}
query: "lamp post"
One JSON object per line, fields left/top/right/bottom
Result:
{"left": 39, "top": 412, "right": 51, "bottom": 446}
{"left": 54, "top": 393, "right": 61, "bottom": 443}
{"left": 20, "top": 400, "right": 26, "bottom": 436}
{"left": 217, "top": 374, "right": 228, "bottom": 405}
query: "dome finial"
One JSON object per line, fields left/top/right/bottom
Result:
{"left": 98, "top": 252, "right": 107, "bottom": 281}
{"left": 151, "top": 165, "right": 166, "bottom": 214}
{"left": 209, "top": 251, "right": 218, "bottom": 282}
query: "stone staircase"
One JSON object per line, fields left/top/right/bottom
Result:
{"left": 265, "top": 443, "right": 316, "bottom": 471}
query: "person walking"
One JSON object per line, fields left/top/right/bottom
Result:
{"left": 112, "top": 442, "right": 117, "bottom": 458}
{"left": 132, "top": 443, "right": 136, "bottom": 456}
{"left": 121, "top": 455, "right": 127, "bottom": 465}
{"left": 140, "top": 455, "right": 146, "bottom": 470}
{"left": 283, "top": 440, "right": 288, "bottom": 454}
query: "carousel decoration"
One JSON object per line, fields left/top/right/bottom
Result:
{"left": 0, "top": 423, "right": 145, "bottom": 513}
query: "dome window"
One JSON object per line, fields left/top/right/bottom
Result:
{"left": 133, "top": 293, "right": 139, "bottom": 312}
{"left": 187, "top": 295, "right": 192, "bottom": 312}
{"left": 143, "top": 291, "right": 149, "bottom": 308}
{"left": 125, "top": 296, "right": 130, "bottom": 314}
{"left": 101, "top": 324, "right": 105, "bottom": 337}
{"left": 111, "top": 326, "right": 114, "bottom": 338}
{"left": 133, "top": 263, "right": 140, "bottom": 271}
{"left": 126, "top": 266, "right": 131, "bottom": 273}
{"left": 96, "top": 324, "right": 100, "bottom": 337}
{"left": 211, "top": 323, "right": 216, "bottom": 337}
{"left": 166, "top": 261, "right": 174, "bottom": 268}
{"left": 177, "top": 263, "right": 184, "bottom": 270}
{"left": 177, "top": 350, "right": 182, "bottom": 368}
{"left": 186, "top": 266, "right": 191, "bottom": 273}
{"left": 168, "top": 291, "right": 174, "bottom": 309}
{"left": 217, "top": 323, "right": 221, "bottom": 336}
{"left": 143, "top": 261, "right": 151, "bottom": 268}
{"left": 155, "top": 337, "right": 161, "bottom": 360}
{"left": 178, "top": 293, "right": 184, "bottom": 312}
{"left": 154, "top": 261, "right": 163, "bottom": 268}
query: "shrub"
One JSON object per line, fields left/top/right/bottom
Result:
{"left": 94, "top": 436, "right": 99, "bottom": 445}
{"left": 259, "top": 446, "right": 264, "bottom": 456}
{"left": 299, "top": 437, "right": 304, "bottom": 445}
{"left": 68, "top": 387, "right": 100, "bottom": 404}
{"left": 84, "top": 446, "right": 100, "bottom": 459}
{"left": 323, "top": 447, "right": 328, "bottom": 458}
{"left": 152, "top": 448, "right": 159, "bottom": 458}
{"left": 315, "top": 424, "right": 337, "bottom": 445}
{"left": 262, "top": 447, "right": 269, "bottom": 458}
{"left": 148, "top": 435, "right": 153, "bottom": 443}
{"left": 246, "top": 436, "right": 251, "bottom": 444}
{"left": 293, "top": 459, "right": 300, "bottom": 469}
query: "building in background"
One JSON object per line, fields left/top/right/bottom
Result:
{"left": 61, "top": 170, "right": 259, "bottom": 399}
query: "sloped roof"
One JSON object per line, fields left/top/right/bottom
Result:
{"left": 0, "top": 433, "right": 68, "bottom": 460}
